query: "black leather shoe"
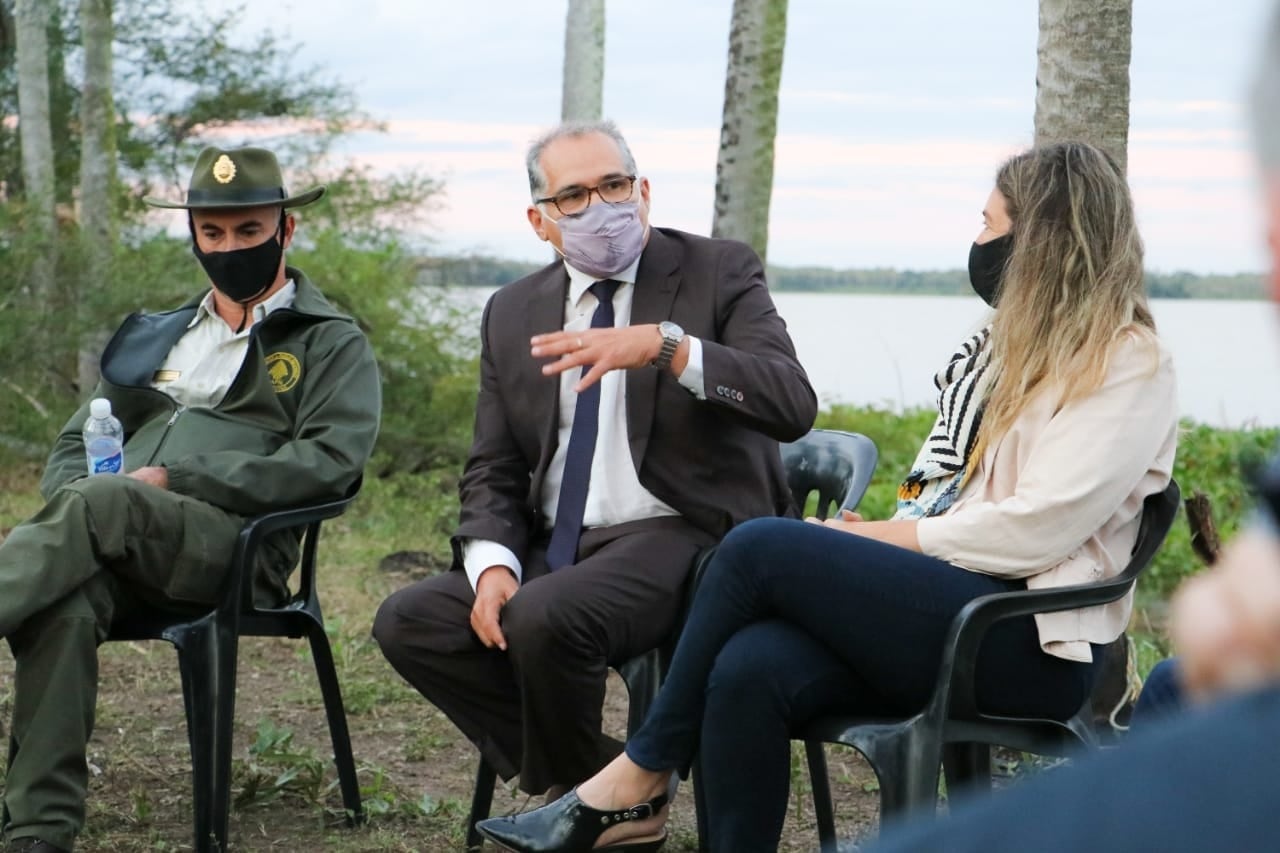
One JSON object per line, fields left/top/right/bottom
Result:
{"left": 475, "top": 788, "right": 669, "bottom": 853}
{"left": 5, "top": 839, "right": 71, "bottom": 853}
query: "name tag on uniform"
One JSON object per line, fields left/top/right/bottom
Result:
{"left": 153, "top": 369, "right": 181, "bottom": 383}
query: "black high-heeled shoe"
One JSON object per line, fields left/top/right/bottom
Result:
{"left": 474, "top": 787, "right": 669, "bottom": 853}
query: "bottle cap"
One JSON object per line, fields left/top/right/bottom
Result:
{"left": 89, "top": 398, "right": 112, "bottom": 419}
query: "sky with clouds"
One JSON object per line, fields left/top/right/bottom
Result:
{"left": 210, "top": 0, "right": 1274, "bottom": 273}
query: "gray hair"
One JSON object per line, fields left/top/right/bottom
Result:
{"left": 525, "top": 119, "right": 638, "bottom": 201}
{"left": 1253, "top": 4, "right": 1280, "bottom": 170}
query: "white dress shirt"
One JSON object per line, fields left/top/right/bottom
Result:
{"left": 463, "top": 258, "right": 707, "bottom": 590}
{"left": 151, "top": 282, "right": 296, "bottom": 409}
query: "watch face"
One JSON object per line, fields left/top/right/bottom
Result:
{"left": 660, "top": 321, "right": 684, "bottom": 338}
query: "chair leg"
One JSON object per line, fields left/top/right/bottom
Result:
{"left": 303, "top": 619, "right": 364, "bottom": 826}
{"left": 805, "top": 741, "right": 840, "bottom": 853}
{"left": 467, "top": 757, "right": 497, "bottom": 852}
{"left": 861, "top": 736, "right": 940, "bottom": 829}
{"left": 170, "top": 618, "right": 238, "bottom": 853}
{"left": 616, "top": 649, "right": 662, "bottom": 736}
{"left": 942, "top": 742, "right": 991, "bottom": 801}
{"left": 2, "top": 735, "right": 15, "bottom": 830}
{"left": 691, "top": 755, "right": 710, "bottom": 853}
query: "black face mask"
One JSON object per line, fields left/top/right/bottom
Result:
{"left": 967, "top": 233, "right": 1013, "bottom": 307}
{"left": 190, "top": 215, "right": 284, "bottom": 306}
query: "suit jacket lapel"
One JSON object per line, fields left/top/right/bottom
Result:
{"left": 626, "top": 230, "right": 682, "bottom": 469}
{"left": 527, "top": 266, "right": 571, "bottom": 502}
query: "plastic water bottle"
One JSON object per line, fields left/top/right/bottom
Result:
{"left": 84, "top": 397, "right": 124, "bottom": 475}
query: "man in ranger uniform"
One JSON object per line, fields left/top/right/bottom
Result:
{"left": 0, "top": 146, "right": 380, "bottom": 853}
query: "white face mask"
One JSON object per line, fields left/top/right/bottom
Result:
{"left": 553, "top": 201, "right": 646, "bottom": 278}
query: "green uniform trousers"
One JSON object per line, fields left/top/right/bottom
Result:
{"left": 0, "top": 475, "right": 242, "bottom": 850}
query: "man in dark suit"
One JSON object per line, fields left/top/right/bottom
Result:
{"left": 373, "top": 120, "right": 817, "bottom": 796}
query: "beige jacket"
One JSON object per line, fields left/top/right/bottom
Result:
{"left": 916, "top": 333, "right": 1178, "bottom": 662}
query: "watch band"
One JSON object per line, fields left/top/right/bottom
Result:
{"left": 654, "top": 334, "right": 680, "bottom": 371}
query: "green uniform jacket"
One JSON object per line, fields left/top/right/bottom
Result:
{"left": 39, "top": 268, "right": 380, "bottom": 596}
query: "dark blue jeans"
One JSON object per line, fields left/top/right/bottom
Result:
{"left": 1131, "top": 657, "right": 1185, "bottom": 727}
{"left": 625, "top": 517, "right": 1099, "bottom": 853}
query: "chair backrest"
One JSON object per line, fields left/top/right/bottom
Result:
{"left": 780, "top": 429, "right": 878, "bottom": 519}
{"left": 1102, "top": 478, "right": 1182, "bottom": 591}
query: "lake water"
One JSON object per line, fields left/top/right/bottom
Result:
{"left": 773, "top": 293, "right": 1280, "bottom": 429}
{"left": 443, "top": 288, "right": 1280, "bottom": 428}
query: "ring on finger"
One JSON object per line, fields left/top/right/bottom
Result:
{"left": 576, "top": 337, "right": 584, "bottom": 349}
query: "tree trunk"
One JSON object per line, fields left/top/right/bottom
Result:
{"left": 561, "top": 0, "right": 604, "bottom": 122}
{"left": 711, "top": 0, "right": 788, "bottom": 266}
{"left": 15, "top": 0, "right": 56, "bottom": 300}
{"left": 1034, "top": 0, "right": 1133, "bottom": 173}
{"left": 77, "top": 0, "right": 116, "bottom": 395}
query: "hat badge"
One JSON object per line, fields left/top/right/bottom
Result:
{"left": 211, "top": 154, "right": 237, "bottom": 184}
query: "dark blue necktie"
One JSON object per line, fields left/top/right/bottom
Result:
{"left": 546, "top": 279, "right": 620, "bottom": 570}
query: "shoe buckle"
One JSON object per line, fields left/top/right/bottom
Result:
{"left": 624, "top": 803, "right": 654, "bottom": 821}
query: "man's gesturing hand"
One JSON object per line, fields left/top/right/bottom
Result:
{"left": 472, "top": 565, "right": 519, "bottom": 650}
{"left": 531, "top": 324, "right": 667, "bottom": 392}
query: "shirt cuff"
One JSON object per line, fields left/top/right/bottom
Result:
{"left": 462, "top": 539, "right": 523, "bottom": 591}
{"left": 676, "top": 336, "right": 706, "bottom": 400}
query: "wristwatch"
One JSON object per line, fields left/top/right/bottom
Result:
{"left": 652, "top": 321, "right": 685, "bottom": 371}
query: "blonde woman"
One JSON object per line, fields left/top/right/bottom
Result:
{"left": 477, "top": 141, "right": 1179, "bottom": 853}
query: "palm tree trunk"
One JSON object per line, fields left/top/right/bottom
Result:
{"left": 561, "top": 0, "right": 604, "bottom": 122}
{"left": 15, "top": 0, "right": 57, "bottom": 301}
{"left": 1035, "top": 0, "right": 1133, "bottom": 173}
{"left": 77, "top": 0, "right": 116, "bottom": 395}
{"left": 711, "top": 0, "right": 788, "bottom": 266}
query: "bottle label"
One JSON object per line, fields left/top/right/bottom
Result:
{"left": 85, "top": 436, "right": 124, "bottom": 475}
{"left": 91, "top": 452, "right": 123, "bottom": 474}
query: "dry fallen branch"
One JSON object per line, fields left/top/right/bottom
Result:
{"left": 1185, "top": 491, "right": 1221, "bottom": 566}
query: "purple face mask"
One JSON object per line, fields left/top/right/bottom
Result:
{"left": 554, "top": 201, "right": 646, "bottom": 279}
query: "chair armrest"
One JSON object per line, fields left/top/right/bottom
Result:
{"left": 222, "top": 479, "right": 363, "bottom": 616}
{"left": 928, "top": 574, "right": 1138, "bottom": 722}
{"left": 926, "top": 480, "right": 1180, "bottom": 723}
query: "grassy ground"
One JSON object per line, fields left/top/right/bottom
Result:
{"left": 0, "top": 464, "right": 1171, "bottom": 852}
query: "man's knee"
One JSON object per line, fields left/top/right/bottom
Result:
{"left": 56, "top": 474, "right": 154, "bottom": 535}
{"left": 9, "top": 581, "right": 112, "bottom": 654}
{"left": 373, "top": 573, "right": 472, "bottom": 662}
{"left": 372, "top": 587, "right": 413, "bottom": 658}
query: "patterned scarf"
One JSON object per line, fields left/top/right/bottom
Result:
{"left": 893, "top": 326, "right": 993, "bottom": 520}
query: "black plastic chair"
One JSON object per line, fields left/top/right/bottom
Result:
{"left": 781, "top": 429, "right": 879, "bottom": 520}
{"left": 101, "top": 479, "right": 366, "bottom": 853}
{"left": 800, "top": 479, "right": 1182, "bottom": 852}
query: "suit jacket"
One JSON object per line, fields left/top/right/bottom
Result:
{"left": 450, "top": 227, "right": 818, "bottom": 568}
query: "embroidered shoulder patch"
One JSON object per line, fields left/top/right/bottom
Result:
{"left": 265, "top": 352, "right": 301, "bottom": 393}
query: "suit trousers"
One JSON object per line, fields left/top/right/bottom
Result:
{"left": 0, "top": 475, "right": 242, "bottom": 850}
{"left": 372, "top": 516, "right": 714, "bottom": 794}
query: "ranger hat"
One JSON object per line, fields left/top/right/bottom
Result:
{"left": 144, "top": 146, "right": 325, "bottom": 210}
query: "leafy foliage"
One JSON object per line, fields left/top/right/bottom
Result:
{"left": 0, "top": 0, "right": 363, "bottom": 209}
{"left": 1151, "top": 420, "right": 1280, "bottom": 596}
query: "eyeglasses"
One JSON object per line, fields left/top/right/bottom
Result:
{"left": 536, "top": 175, "right": 637, "bottom": 217}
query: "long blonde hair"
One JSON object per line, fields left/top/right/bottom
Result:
{"left": 977, "top": 142, "right": 1156, "bottom": 458}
